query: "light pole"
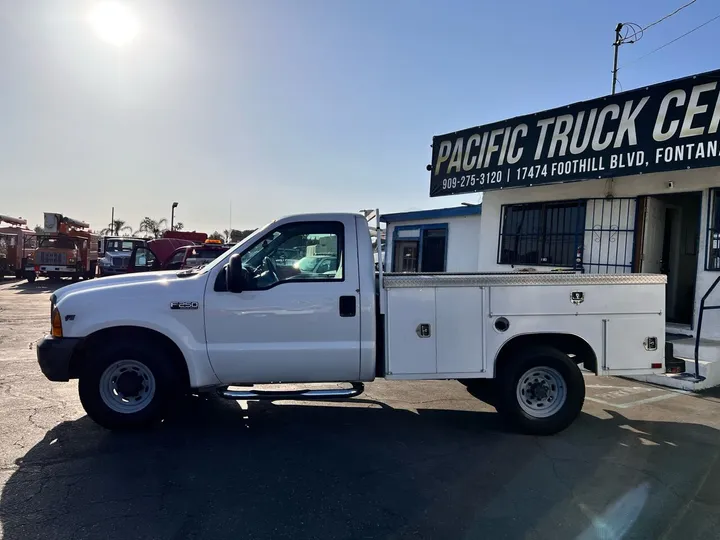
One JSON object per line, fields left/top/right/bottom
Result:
{"left": 170, "top": 202, "right": 178, "bottom": 231}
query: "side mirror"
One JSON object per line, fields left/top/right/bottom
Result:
{"left": 226, "top": 254, "right": 246, "bottom": 293}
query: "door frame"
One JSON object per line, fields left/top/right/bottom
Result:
{"left": 634, "top": 192, "right": 703, "bottom": 329}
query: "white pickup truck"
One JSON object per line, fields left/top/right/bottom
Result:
{"left": 36, "top": 212, "right": 666, "bottom": 435}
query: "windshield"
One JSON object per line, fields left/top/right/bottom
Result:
{"left": 39, "top": 237, "right": 77, "bottom": 250}
{"left": 196, "top": 220, "right": 276, "bottom": 274}
{"left": 106, "top": 240, "right": 143, "bottom": 252}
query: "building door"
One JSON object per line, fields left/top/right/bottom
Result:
{"left": 636, "top": 192, "right": 702, "bottom": 327}
{"left": 640, "top": 197, "right": 666, "bottom": 273}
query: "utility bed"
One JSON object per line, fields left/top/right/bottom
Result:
{"left": 381, "top": 272, "right": 667, "bottom": 379}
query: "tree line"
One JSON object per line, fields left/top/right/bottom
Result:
{"left": 32, "top": 217, "right": 257, "bottom": 244}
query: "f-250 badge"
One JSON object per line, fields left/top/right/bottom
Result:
{"left": 170, "top": 301, "right": 199, "bottom": 310}
{"left": 570, "top": 291, "right": 584, "bottom": 305}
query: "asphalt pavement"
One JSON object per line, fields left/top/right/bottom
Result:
{"left": 1, "top": 278, "right": 720, "bottom": 539}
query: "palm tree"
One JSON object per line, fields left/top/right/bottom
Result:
{"left": 135, "top": 217, "right": 168, "bottom": 239}
{"left": 101, "top": 219, "right": 133, "bottom": 236}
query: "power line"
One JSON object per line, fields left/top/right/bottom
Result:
{"left": 619, "top": 13, "right": 720, "bottom": 69}
{"left": 641, "top": 0, "right": 698, "bottom": 32}
{"left": 619, "top": 0, "right": 699, "bottom": 44}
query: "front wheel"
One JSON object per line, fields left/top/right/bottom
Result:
{"left": 79, "top": 341, "right": 181, "bottom": 430}
{"left": 497, "top": 346, "right": 585, "bottom": 436}
{"left": 26, "top": 273, "right": 36, "bottom": 283}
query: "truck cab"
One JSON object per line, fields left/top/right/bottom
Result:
{"left": 98, "top": 237, "right": 148, "bottom": 277}
{"left": 26, "top": 213, "right": 98, "bottom": 283}
{"left": 0, "top": 214, "right": 33, "bottom": 279}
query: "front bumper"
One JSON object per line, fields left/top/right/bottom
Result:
{"left": 30, "top": 265, "right": 79, "bottom": 277}
{"left": 99, "top": 266, "right": 126, "bottom": 276}
{"left": 36, "top": 336, "right": 81, "bottom": 382}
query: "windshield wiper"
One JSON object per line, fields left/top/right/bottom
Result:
{"left": 177, "top": 264, "right": 205, "bottom": 278}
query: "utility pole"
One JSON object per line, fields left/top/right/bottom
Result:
{"left": 611, "top": 22, "right": 623, "bottom": 95}
{"left": 110, "top": 206, "right": 114, "bottom": 234}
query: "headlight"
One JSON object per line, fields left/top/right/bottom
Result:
{"left": 51, "top": 307, "right": 63, "bottom": 338}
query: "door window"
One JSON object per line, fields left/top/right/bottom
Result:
{"left": 133, "top": 247, "right": 157, "bottom": 269}
{"left": 239, "top": 222, "right": 343, "bottom": 290}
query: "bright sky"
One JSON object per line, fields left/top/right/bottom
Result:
{"left": 1, "top": 0, "right": 718, "bottom": 233}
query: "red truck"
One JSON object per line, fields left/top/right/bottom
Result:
{"left": 0, "top": 215, "right": 35, "bottom": 280}
{"left": 128, "top": 238, "right": 230, "bottom": 273}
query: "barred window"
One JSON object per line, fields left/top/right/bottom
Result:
{"left": 498, "top": 201, "right": 586, "bottom": 267}
{"left": 707, "top": 189, "right": 720, "bottom": 271}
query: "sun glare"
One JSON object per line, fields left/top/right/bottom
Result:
{"left": 88, "top": 1, "right": 139, "bottom": 47}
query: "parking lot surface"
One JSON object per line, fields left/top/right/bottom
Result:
{"left": 1, "top": 278, "right": 720, "bottom": 539}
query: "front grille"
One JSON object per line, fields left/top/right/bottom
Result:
{"left": 38, "top": 251, "right": 67, "bottom": 265}
{"left": 112, "top": 257, "right": 129, "bottom": 269}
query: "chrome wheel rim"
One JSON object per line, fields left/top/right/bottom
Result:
{"left": 516, "top": 366, "right": 566, "bottom": 418}
{"left": 99, "top": 359, "right": 156, "bottom": 414}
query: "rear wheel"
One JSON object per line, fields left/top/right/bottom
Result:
{"left": 79, "top": 341, "right": 181, "bottom": 430}
{"left": 497, "top": 346, "right": 585, "bottom": 436}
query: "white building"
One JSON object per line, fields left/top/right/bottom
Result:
{"left": 428, "top": 68, "right": 720, "bottom": 390}
{"left": 381, "top": 205, "right": 482, "bottom": 273}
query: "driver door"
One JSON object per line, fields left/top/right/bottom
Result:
{"left": 203, "top": 217, "right": 361, "bottom": 384}
{"left": 128, "top": 246, "right": 160, "bottom": 273}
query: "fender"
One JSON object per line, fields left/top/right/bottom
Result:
{"left": 54, "top": 274, "right": 222, "bottom": 388}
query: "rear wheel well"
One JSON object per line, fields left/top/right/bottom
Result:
{"left": 495, "top": 333, "right": 597, "bottom": 376}
{"left": 70, "top": 326, "right": 190, "bottom": 390}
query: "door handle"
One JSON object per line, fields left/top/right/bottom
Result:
{"left": 339, "top": 296, "right": 357, "bottom": 317}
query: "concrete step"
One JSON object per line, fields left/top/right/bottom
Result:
{"left": 626, "top": 338, "right": 720, "bottom": 391}
{"left": 629, "top": 372, "right": 714, "bottom": 391}
{"left": 672, "top": 338, "right": 720, "bottom": 362}
{"left": 680, "top": 357, "right": 713, "bottom": 379}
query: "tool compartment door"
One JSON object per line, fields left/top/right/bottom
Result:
{"left": 386, "top": 288, "right": 437, "bottom": 375}
{"left": 603, "top": 316, "right": 665, "bottom": 374}
{"left": 435, "top": 287, "right": 484, "bottom": 374}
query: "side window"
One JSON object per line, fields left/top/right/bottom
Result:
{"left": 239, "top": 222, "right": 344, "bottom": 290}
{"left": 391, "top": 225, "right": 447, "bottom": 272}
{"left": 166, "top": 249, "right": 187, "bottom": 270}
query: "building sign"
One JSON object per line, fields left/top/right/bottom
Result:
{"left": 430, "top": 69, "right": 720, "bottom": 197}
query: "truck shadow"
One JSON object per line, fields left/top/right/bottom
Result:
{"left": 8, "top": 279, "right": 69, "bottom": 294}
{"left": 1, "top": 397, "right": 719, "bottom": 540}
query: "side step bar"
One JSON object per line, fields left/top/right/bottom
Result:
{"left": 217, "top": 382, "right": 364, "bottom": 401}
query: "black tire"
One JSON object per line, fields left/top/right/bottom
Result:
{"left": 78, "top": 340, "right": 182, "bottom": 430}
{"left": 26, "top": 274, "right": 36, "bottom": 283}
{"left": 496, "top": 346, "right": 585, "bottom": 436}
{"left": 87, "top": 261, "right": 97, "bottom": 280}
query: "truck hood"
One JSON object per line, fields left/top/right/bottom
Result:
{"left": 53, "top": 270, "right": 182, "bottom": 302}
